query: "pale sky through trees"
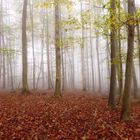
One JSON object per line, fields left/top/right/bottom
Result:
{"left": 0, "top": 0, "right": 109, "bottom": 91}
{"left": 0, "top": 0, "right": 139, "bottom": 91}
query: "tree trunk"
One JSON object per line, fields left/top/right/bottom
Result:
{"left": 121, "top": 0, "right": 135, "bottom": 121}
{"left": 80, "top": 0, "right": 86, "bottom": 91}
{"left": 96, "top": 34, "right": 101, "bottom": 92}
{"left": 54, "top": 1, "right": 61, "bottom": 97}
{"left": 136, "top": 18, "right": 140, "bottom": 82}
{"left": 89, "top": 5, "right": 95, "bottom": 90}
{"left": 108, "top": 0, "right": 117, "bottom": 109}
{"left": 118, "top": 0, "right": 123, "bottom": 104}
{"left": 132, "top": 62, "right": 138, "bottom": 98}
{"left": 45, "top": 9, "right": 53, "bottom": 89}
{"left": 29, "top": 0, "right": 36, "bottom": 90}
{"left": 22, "top": 0, "right": 29, "bottom": 94}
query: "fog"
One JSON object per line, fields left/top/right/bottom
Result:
{"left": 0, "top": 0, "right": 140, "bottom": 95}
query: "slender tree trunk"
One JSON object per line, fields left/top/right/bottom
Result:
{"left": 85, "top": 27, "right": 90, "bottom": 90}
{"left": 89, "top": 8, "right": 94, "bottom": 90}
{"left": 121, "top": 0, "right": 135, "bottom": 121}
{"left": 54, "top": 1, "right": 61, "bottom": 97}
{"left": 0, "top": 0, "right": 6, "bottom": 89}
{"left": 45, "top": 9, "right": 53, "bottom": 89}
{"left": 136, "top": 19, "right": 140, "bottom": 82}
{"left": 132, "top": 62, "right": 138, "bottom": 98}
{"left": 106, "top": 37, "right": 110, "bottom": 89}
{"left": 96, "top": 34, "right": 101, "bottom": 92}
{"left": 71, "top": 31, "right": 75, "bottom": 89}
{"left": 80, "top": 0, "right": 86, "bottom": 91}
{"left": 2, "top": 53, "right": 5, "bottom": 89}
{"left": 0, "top": 0, "right": 2, "bottom": 86}
{"left": 9, "top": 54, "right": 14, "bottom": 90}
{"left": 40, "top": 12, "right": 45, "bottom": 89}
{"left": 22, "top": 0, "right": 29, "bottom": 94}
{"left": 41, "top": 21, "right": 45, "bottom": 89}
{"left": 59, "top": 6, "right": 65, "bottom": 90}
{"left": 29, "top": 0, "right": 36, "bottom": 90}
{"left": 61, "top": 46, "right": 65, "bottom": 90}
{"left": 118, "top": 37, "right": 123, "bottom": 103}
{"left": 118, "top": 0, "right": 123, "bottom": 103}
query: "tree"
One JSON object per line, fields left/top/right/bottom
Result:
{"left": 117, "top": 0, "right": 123, "bottom": 104}
{"left": 121, "top": 0, "right": 135, "bottom": 121}
{"left": 54, "top": 1, "right": 62, "bottom": 97}
{"left": 108, "top": 0, "right": 117, "bottom": 109}
{"left": 29, "top": 0, "right": 36, "bottom": 90}
{"left": 89, "top": 0, "right": 95, "bottom": 90}
{"left": 22, "top": 0, "right": 29, "bottom": 94}
{"left": 45, "top": 9, "right": 53, "bottom": 89}
{"left": 80, "top": 0, "right": 86, "bottom": 91}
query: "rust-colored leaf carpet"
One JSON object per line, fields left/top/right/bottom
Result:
{"left": 0, "top": 91, "right": 140, "bottom": 140}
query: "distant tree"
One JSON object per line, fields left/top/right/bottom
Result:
{"left": 117, "top": 0, "right": 123, "bottom": 103}
{"left": 45, "top": 9, "right": 53, "bottom": 89}
{"left": 0, "top": 0, "right": 6, "bottom": 89}
{"left": 80, "top": 0, "right": 86, "bottom": 91}
{"left": 29, "top": 0, "right": 36, "bottom": 90}
{"left": 54, "top": 1, "right": 62, "bottom": 97}
{"left": 88, "top": 0, "right": 95, "bottom": 90}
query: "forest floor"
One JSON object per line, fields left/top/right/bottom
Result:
{"left": 0, "top": 90, "right": 140, "bottom": 140}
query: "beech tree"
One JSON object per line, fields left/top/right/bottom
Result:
{"left": 22, "top": 0, "right": 29, "bottom": 94}
{"left": 54, "top": 1, "right": 62, "bottom": 97}
{"left": 108, "top": 0, "right": 117, "bottom": 109}
{"left": 121, "top": 0, "right": 135, "bottom": 121}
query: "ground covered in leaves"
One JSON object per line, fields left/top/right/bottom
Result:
{"left": 0, "top": 91, "right": 140, "bottom": 140}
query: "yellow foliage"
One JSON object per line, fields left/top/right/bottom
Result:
{"left": 34, "top": 0, "right": 73, "bottom": 9}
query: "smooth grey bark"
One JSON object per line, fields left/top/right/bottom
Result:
{"left": 41, "top": 22, "right": 45, "bottom": 89}
{"left": 9, "top": 54, "right": 14, "bottom": 90}
{"left": 71, "top": 31, "right": 75, "bottom": 89}
{"left": 132, "top": 62, "right": 138, "bottom": 98}
{"left": 85, "top": 26, "right": 90, "bottom": 90}
{"left": 80, "top": 0, "right": 86, "bottom": 91}
{"left": 45, "top": 9, "right": 53, "bottom": 89}
{"left": 96, "top": 34, "right": 101, "bottom": 92}
{"left": 117, "top": 0, "right": 123, "bottom": 103}
{"left": 0, "top": 0, "right": 6, "bottom": 89}
{"left": 89, "top": 7, "right": 95, "bottom": 90}
{"left": 29, "top": 0, "right": 36, "bottom": 90}
{"left": 22, "top": 0, "right": 29, "bottom": 94}
{"left": 2, "top": 53, "right": 5, "bottom": 89}
{"left": 106, "top": 36, "right": 110, "bottom": 89}
{"left": 54, "top": 1, "right": 62, "bottom": 97}
{"left": 61, "top": 45, "right": 65, "bottom": 90}
{"left": 36, "top": 16, "right": 45, "bottom": 89}
{"left": 59, "top": 6, "right": 65, "bottom": 90}
{"left": 136, "top": 15, "right": 140, "bottom": 80}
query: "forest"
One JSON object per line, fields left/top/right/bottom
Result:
{"left": 0, "top": 0, "right": 140, "bottom": 139}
